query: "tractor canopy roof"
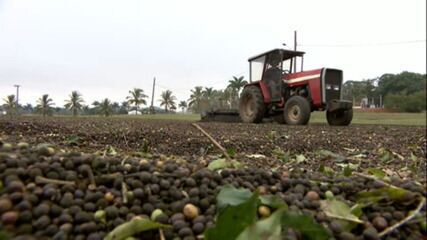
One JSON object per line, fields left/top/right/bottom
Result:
{"left": 248, "top": 48, "right": 305, "bottom": 62}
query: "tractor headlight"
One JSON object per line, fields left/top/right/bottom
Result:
{"left": 333, "top": 85, "right": 339, "bottom": 91}
{"left": 326, "top": 84, "right": 332, "bottom": 90}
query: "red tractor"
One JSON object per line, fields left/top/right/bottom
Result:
{"left": 239, "top": 48, "right": 353, "bottom": 125}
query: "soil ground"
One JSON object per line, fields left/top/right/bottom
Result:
{"left": 1, "top": 116, "right": 425, "bottom": 180}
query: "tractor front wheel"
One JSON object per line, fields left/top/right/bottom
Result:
{"left": 326, "top": 109, "right": 353, "bottom": 126}
{"left": 239, "top": 86, "right": 265, "bottom": 123}
{"left": 283, "top": 96, "right": 311, "bottom": 125}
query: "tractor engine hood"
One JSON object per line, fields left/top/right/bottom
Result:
{"left": 283, "top": 69, "right": 323, "bottom": 84}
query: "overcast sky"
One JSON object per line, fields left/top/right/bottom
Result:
{"left": 0, "top": 0, "right": 425, "bottom": 107}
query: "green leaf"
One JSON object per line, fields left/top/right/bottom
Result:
{"left": 418, "top": 214, "right": 427, "bottom": 232}
{"left": 207, "top": 159, "right": 242, "bottom": 171}
{"left": 232, "top": 160, "right": 244, "bottom": 169}
{"left": 104, "top": 218, "right": 169, "bottom": 240}
{"left": 236, "top": 208, "right": 286, "bottom": 240}
{"left": 350, "top": 204, "right": 363, "bottom": 217}
{"left": 335, "top": 204, "right": 365, "bottom": 232}
{"left": 317, "top": 150, "right": 346, "bottom": 162}
{"left": 281, "top": 211, "right": 330, "bottom": 240}
{"left": 266, "top": 131, "right": 277, "bottom": 141}
{"left": 320, "top": 199, "right": 363, "bottom": 224}
{"left": 366, "top": 168, "right": 386, "bottom": 178}
{"left": 207, "top": 159, "right": 231, "bottom": 170}
{"left": 337, "top": 163, "right": 359, "bottom": 171}
{"left": 378, "top": 148, "right": 393, "bottom": 162}
{"left": 104, "top": 145, "right": 117, "bottom": 156}
{"left": 319, "top": 164, "right": 334, "bottom": 177}
{"left": 295, "top": 154, "right": 307, "bottom": 163}
{"left": 0, "top": 231, "right": 9, "bottom": 240}
{"left": 259, "top": 195, "right": 288, "bottom": 209}
{"left": 410, "top": 152, "right": 418, "bottom": 162}
{"left": 356, "top": 187, "right": 413, "bottom": 205}
{"left": 226, "top": 148, "right": 237, "bottom": 158}
{"left": 216, "top": 185, "right": 253, "bottom": 210}
{"left": 205, "top": 192, "right": 259, "bottom": 240}
{"left": 142, "top": 139, "right": 150, "bottom": 153}
{"left": 65, "top": 135, "right": 81, "bottom": 146}
{"left": 272, "top": 147, "right": 290, "bottom": 162}
{"left": 343, "top": 165, "right": 352, "bottom": 176}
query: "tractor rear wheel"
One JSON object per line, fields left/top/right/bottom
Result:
{"left": 283, "top": 96, "right": 311, "bottom": 125}
{"left": 326, "top": 109, "right": 353, "bottom": 126}
{"left": 239, "top": 86, "right": 265, "bottom": 123}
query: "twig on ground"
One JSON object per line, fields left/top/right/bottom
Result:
{"left": 97, "top": 173, "right": 122, "bottom": 179}
{"left": 191, "top": 123, "right": 231, "bottom": 160}
{"left": 159, "top": 229, "right": 165, "bottom": 240}
{"left": 379, "top": 196, "right": 426, "bottom": 237}
{"left": 123, "top": 132, "right": 129, "bottom": 149}
{"left": 35, "top": 176, "right": 76, "bottom": 186}
{"left": 125, "top": 172, "right": 176, "bottom": 178}
{"left": 81, "top": 164, "right": 97, "bottom": 188}
{"left": 122, "top": 181, "right": 128, "bottom": 204}
{"left": 182, "top": 190, "right": 189, "bottom": 199}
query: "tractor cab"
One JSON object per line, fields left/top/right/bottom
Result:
{"left": 248, "top": 48, "right": 305, "bottom": 82}
{"left": 248, "top": 49, "right": 305, "bottom": 102}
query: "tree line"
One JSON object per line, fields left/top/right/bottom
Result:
{"left": 1, "top": 88, "right": 179, "bottom": 117}
{"left": 342, "top": 71, "right": 426, "bottom": 112}
{"left": 1, "top": 75, "right": 247, "bottom": 117}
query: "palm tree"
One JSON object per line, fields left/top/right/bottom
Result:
{"left": 178, "top": 101, "right": 187, "bottom": 112}
{"left": 227, "top": 76, "right": 248, "bottom": 94}
{"left": 64, "top": 91, "right": 84, "bottom": 116}
{"left": 3, "top": 95, "right": 16, "bottom": 116}
{"left": 98, "top": 98, "right": 113, "bottom": 117}
{"left": 202, "top": 87, "right": 215, "bottom": 99}
{"left": 36, "top": 94, "right": 54, "bottom": 117}
{"left": 22, "top": 103, "right": 34, "bottom": 114}
{"left": 203, "top": 87, "right": 217, "bottom": 107}
{"left": 227, "top": 76, "right": 248, "bottom": 108}
{"left": 82, "top": 105, "right": 91, "bottom": 115}
{"left": 188, "top": 86, "right": 204, "bottom": 113}
{"left": 92, "top": 101, "right": 100, "bottom": 107}
{"left": 159, "top": 90, "right": 176, "bottom": 112}
{"left": 118, "top": 101, "right": 129, "bottom": 114}
{"left": 127, "top": 88, "right": 148, "bottom": 115}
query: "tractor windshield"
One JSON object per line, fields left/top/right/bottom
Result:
{"left": 282, "top": 59, "right": 291, "bottom": 73}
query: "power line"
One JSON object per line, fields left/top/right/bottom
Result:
{"left": 299, "top": 39, "right": 426, "bottom": 48}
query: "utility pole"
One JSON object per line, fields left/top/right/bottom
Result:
{"left": 13, "top": 84, "right": 20, "bottom": 105}
{"left": 293, "top": 30, "right": 297, "bottom": 73}
{"left": 150, "top": 77, "right": 156, "bottom": 114}
{"left": 13, "top": 85, "right": 20, "bottom": 115}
